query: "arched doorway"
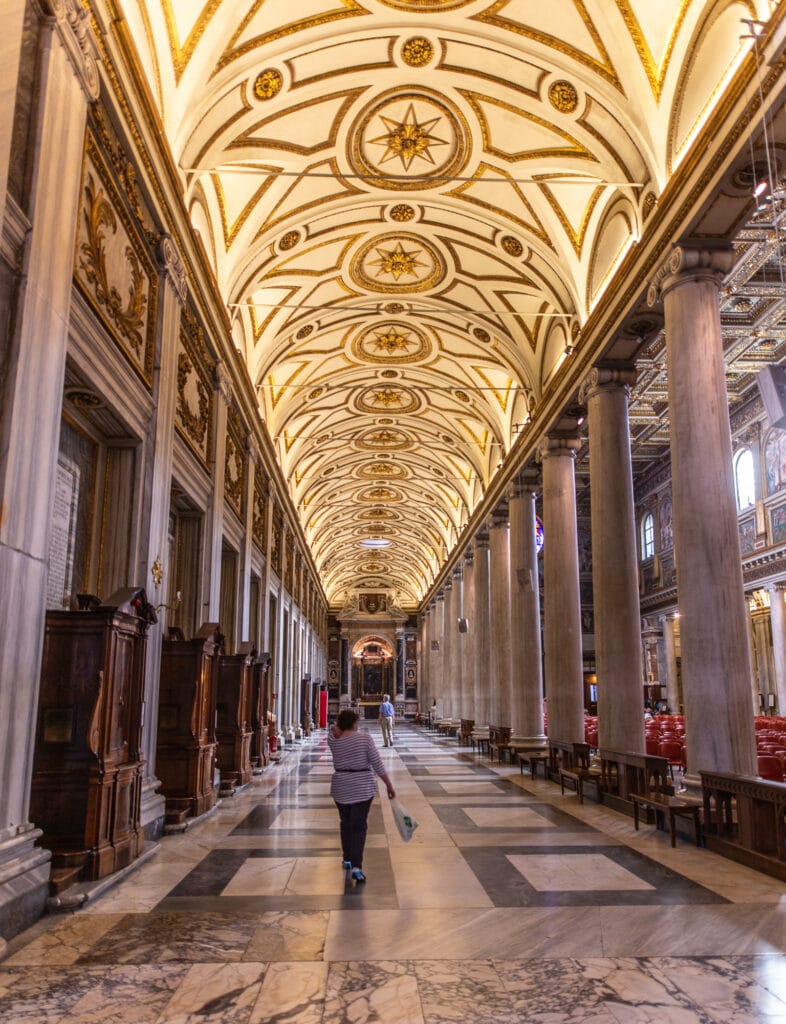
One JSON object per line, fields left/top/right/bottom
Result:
{"left": 351, "top": 636, "right": 395, "bottom": 711}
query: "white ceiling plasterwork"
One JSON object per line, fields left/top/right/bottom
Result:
{"left": 112, "top": 0, "right": 775, "bottom": 607}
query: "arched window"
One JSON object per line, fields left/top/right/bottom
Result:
{"left": 641, "top": 512, "right": 655, "bottom": 560}
{"left": 734, "top": 447, "right": 755, "bottom": 510}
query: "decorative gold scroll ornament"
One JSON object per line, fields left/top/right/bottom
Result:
{"left": 79, "top": 173, "right": 147, "bottom": 353}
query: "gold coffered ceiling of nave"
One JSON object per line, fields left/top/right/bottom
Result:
{"left": 117, "top": 0, "right": 766, "bottom": 607}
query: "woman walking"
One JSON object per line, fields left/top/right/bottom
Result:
{"left": 328, "top": 709, "right": 395, "bottom": 883}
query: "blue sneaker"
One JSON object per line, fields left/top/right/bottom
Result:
{"left": 351, "top": 868, "right": 366, "bottom": 883}
{"left": 342, "top": 860, "right": 352, "bottom": 870}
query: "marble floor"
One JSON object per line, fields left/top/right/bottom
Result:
{"left": 4, "top": 726, "right": 786, "bottom": 1023}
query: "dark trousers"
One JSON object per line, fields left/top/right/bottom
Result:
{"left": 335, "top": 798, "right": 373, "bottom": 869}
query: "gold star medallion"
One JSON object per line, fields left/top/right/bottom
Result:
{"left": 368, "top": 103, "right": 449, "bottom": 171}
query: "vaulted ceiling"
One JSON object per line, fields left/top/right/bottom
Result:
{"left": 116, "top": 0, "right": 774, "bottom": 608}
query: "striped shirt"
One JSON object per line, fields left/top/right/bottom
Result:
{"left": 327, "top": 728, "right": 386, "bottom": 804}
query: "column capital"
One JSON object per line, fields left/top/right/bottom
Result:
{"left": 488, "top": 501, "right": 509, "bottom": 529}
{"left": 463, "top": 546, "right": 474, "bottom": 568}
{"left": 647, "top": 245, "right": 735, "bottom": 306}
{"left": 247, "top": 434, "right": 261, "bottom": 464}
{"left": 475, "top": 530, "right": 490, "bottom": 552}
{"left": 578, "top": 364, "right": 637, "bottom": 405}
{"left": 214, "top": 361, "right": 233, "bottom": 407}
{"left": 444, "top": 577, "right": 453, "bottom": 593}
{"left": 536, "top": 434, "right": 581, "bottom": 462}
{"left": 509, "top": 470, "right": 539, "bottom": 501}
{"left": 436, "top": 589, "right": 445, "bottom": 603}
{"left": 158, "top": 234, "right": 188, "bottom": 303}
{"left": 44, "top": 0, "right": 100, "bottom": 101}
{"left": 452, "top": 563, "right": 463, "bottom": 581}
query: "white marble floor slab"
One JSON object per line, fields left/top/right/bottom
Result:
{"left": 508, "top": 853, "right": 655, "bottom": 892}
{"left": 295, "top": 782, "right": 332, "bottom": 795}
{"left": 222, "top": 857, "right": 346, "bottom": 896}
{"left": 269, "top": 809, "right": 339, "bottom": 830}
{"left": 391, "top": 848, "right": 494, "bottom": 909}
{"left": 463, "top": 806, "right": 554, "bottom": 828}
{"left": 438, "top": 782, "right": 507, "bottom": 794}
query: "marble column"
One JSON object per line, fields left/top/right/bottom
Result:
{"left": 396, "top": 629, "right": 405, "bottom": 701}
{"left": 767, "top": 586, "right": 786, "bottom": 714}
{"left": 442, "top": 577, "right": 455, "bottom": 719}
{"left": 434, "top": 589, "right": 446, "bottom": 713}
{"left": 239, "top": 436, "right": 259, "bottom": 644}
{"left": 0, "top": 5, "right": 98, "bottom": 936}
{"left": 339, "top": 626, "right": 347, "bottom": 708}
{"left": 138, "top": 236, "right": 187, "bottom": 837}
{"left": 473, "top": 532, "right": 491, "bottom": 727}
{"left": 452, "top": 563, "right": 465, "bottom": 719}
{"left": 648, "top": 246, "right": 756, "bottom": 777}
{"left": 206, "top": 363, "right": 231, "bottom": 622}
{"left": 540, "top": 434, "right": 584, "bottom": 745}
{"left": 661, "top": 614, "right": 681, "bottom": 712}
{"left": 508, "top": 475, "right": 545, "bottom": 743}
{"left": 0, "top": 0, "right": 26, "bottom": 220}
{"left": 462, "top": 547, "right": 477, "bottom": 722}
{"left": 580, "top": 366, "right": 645, "bottom": 754}
{"left": 751, "top": 603, "right": 773, "bottom": 711}
{"left": 488, "top": 507, "right": 512, "bottom": 727}
{"left": 420, "top": 607, "right": 431, "bottom": 713}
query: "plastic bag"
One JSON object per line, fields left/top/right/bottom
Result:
{"left": 390, "top": 798, "right": 418, "bottom": 842}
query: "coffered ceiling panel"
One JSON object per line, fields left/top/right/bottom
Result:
{"left": 116, "top": 0, "right": 772, "bottom": 607}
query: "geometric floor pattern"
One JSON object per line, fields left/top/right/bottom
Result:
{"left": 4, "top": 724, "right": 786, "bottom": 1022}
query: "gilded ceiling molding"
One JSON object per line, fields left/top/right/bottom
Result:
{"left": 548, "top": 80, "right": 579, "bottom": 113}
{"left": 254, "top": 68, "right": 283, "bottom": 100}
{"left": 349, "top": 87, "right": 470, "bottom": 189}
{"left": 214, "top": 1, "right": 370, "bottom": 77}
{"left": 614, "top": 0, "right": 691, "bottom": 101}
{"left": 349, "top": 234, "right": 446, "bottom": 293}
{"left": 474, "top": 0, "right": 621, "bottom": 91}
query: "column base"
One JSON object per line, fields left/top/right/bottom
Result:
{"left": 512, "top": 734, "right": 548, "bottom": 749}
{"left": 0, "top": 824, "right": 52, "bottom": 941}
{"left": 140, "top": 779, "right": 166, "bottom": 842}
{"left": 678, "top": 770, "right": 700, "bottom": 798}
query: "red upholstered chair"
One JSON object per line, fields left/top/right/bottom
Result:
{"left": 645, "top": 736, "right": 661, "bottom": 756}
{"left": 757, "top": 755, "right": 785, "bottom": 782}
{"left": 658, "top": 739, "right": 685, "bottom": 780}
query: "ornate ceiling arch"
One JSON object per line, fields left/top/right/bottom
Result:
{"left": 115, "top": 0, "right": 771, "bottom": 607}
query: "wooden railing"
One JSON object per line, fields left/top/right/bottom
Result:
{"left": 700, "top": 770, "right": 786, "bottom": 881}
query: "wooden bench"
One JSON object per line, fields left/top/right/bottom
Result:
{"left": 631, "top": 791, "right": 702, "bottom": 847}
{"left": 489, "top": 725, "right": 513, "bottom": 763}
{"left": 515, "top": 748, "right": 550, "bottom": 779}
{"left": 471, "top": 726, "right": 490, "bottom": 755}
{"left": 598, "top": 749, "right": 671, "bottom": 813}
{"left": 548, "top": 740, "right": 602, "bottom": 803}
{"left": 458, "top": 719, "right": 475, "bottom": 747}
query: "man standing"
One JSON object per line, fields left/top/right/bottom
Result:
{"left": 379, "top": 694, "right": 395, "bottom": 747}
